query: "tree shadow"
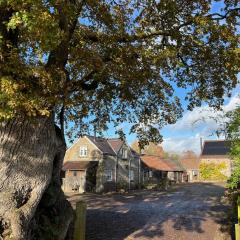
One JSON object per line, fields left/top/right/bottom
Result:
{"left": 70, "top": 182, "right": 231, "bottom": 240}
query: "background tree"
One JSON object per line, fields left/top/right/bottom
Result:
{"left": 131, "top": 140, "right": 164, "bottom": 156}
{"left": 181, "top": 151, "right": 198, "bottom": 159}
{"left": 0, "top": 0, "right": 239, "bottom": 239}
{"left": 226, "top": 106, "right": 240, "bottom": 190}
{"left": 180, "top": 150, "right": 199, "bottom": 169}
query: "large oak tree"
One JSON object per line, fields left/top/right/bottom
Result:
{"left": 0, "top": 0, "right": 239, "bottom": 239}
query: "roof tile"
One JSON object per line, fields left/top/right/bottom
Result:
{"left": 87, "top": 136, "right": 116, "bottom": 156}
{"left": 141, "top": 155, "right": 184, "bottom": 172}
{"left": 107, "top": 138, "right": 124, "bottom": 153}
{"left": 201, "top": 140, "right": 231, "bottom": 156}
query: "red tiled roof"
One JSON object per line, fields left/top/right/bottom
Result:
{"left": 141, "top": 155, "right": 184, "bottom": 172}
{"left": 63, "top": 161, "right": 98, "bottom": 171}
{"left": 180, "top": 158, "right": 200, "bottom": 170}
{"left": 107, "top": 138, "right": 124, "bottom": 153}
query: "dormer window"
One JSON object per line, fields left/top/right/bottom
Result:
{"left": 122, "top": 149, "right": 128, "bottom": 159}
{"left": 79, "top": 146, "right": 88, "bottom": 157}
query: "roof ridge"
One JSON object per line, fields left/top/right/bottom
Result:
{"left": 107, "top": 138, "right": 124, "bottom": 153}
{"left": 141, "top": 154, "right": 164, "bottom": 157}
{"left": 204, "top": 139, "right": 228, "bottom": 142}
{"left": 86, "top": 136, "right": 116, "bottom": 156}
{"left": 106, "top": 140, "right": 117, "bottom": 153}
{"left": 107, "top": 138, "right": 121, "bottom": 140}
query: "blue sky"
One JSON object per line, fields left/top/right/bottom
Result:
{"left": 99, "top": 83, "right": 239, "bottom": 154}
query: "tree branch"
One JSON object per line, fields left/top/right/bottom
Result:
{"left": 207, "top": 7, "right": 240, "bottom": 20}
{"left": 68, "top": 70, "right": 99, "bottom": 93}
{"left": 0, "top": 6, "right": 19, "bottom": 64}
{"left": 46, "top": 0, "right": 86, "bottom": 70}
{"left": 79, "top": 20, "right": 193, "bottom": 44}
{"left": 59, "top": 104, "right": 65, "bottom": 142}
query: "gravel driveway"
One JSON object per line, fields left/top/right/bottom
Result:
{"left": 68, "top": 182, "right": 230, "bottom": 240}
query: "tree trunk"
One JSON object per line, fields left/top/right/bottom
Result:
{"left": 0, "top": 117, "right": 74, "bottom": 240}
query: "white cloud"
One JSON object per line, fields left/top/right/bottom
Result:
{"left": 166, "top": 95, "right": 239, "bottom": 133}
{"left": 162, "top": 135, "right": 202, "bottom": 154}
{"left": 162, "top": 94, "right": 240, "bottom": 154}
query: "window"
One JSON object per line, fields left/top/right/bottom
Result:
{"left": 105, "top": 170, "right": 112, "bottom": 181}
{"left": 149, "top": 170, "right": 153, "bottom": 178}
{"left": 122, "top": 149, "right": 128, "bottom": 159}
{"left": 73, "top": 171, "right": 77, "bottom": 177}
{"left": 79, "top": 146, "right": 88, "bottom": 157}
{"left": 192, "top": 170, "right": 198, "bottom": 176}
{"left": 130, "top": 170, "right": 134, "bottom": 181}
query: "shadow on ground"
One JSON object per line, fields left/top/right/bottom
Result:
{"left": 68, "top": 182, "right": 230, "bottom": 240}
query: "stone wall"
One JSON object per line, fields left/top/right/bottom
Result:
{"left": 200, "top": 155, "right": 232, "bottom": 177}
{"left": 117, "top": 143, "right": 139, "bottom": 190}
{"left": 96, "top": 155, "right": 116, "bottom": 192}
{"left": 65, "top": 169, "right": 84, "bottom": 178}
{"left": 64, "top": 136, "right": 102, "bottom": 162}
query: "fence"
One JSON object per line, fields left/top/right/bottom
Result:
{"left": 236, "top": 197, "right": 240, "bottom": 240}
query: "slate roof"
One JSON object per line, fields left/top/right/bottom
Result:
{"left": 86, "top": 136, "right": 117, "bottom": 156}
{"left": 63, "top": 161, "right": 98, "bottom": 170}
{"left": 107, "top": 138, "right": 124, "bottom": 153}
{"left": 201, "top": 140, "right": 231, "bottom": 156}
{"left": 141, "top": 155, "right": 185, "bottom": 172}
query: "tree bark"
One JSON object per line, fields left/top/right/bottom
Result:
{"left": 0, "top": 117, "right": 74, "bottom": 240}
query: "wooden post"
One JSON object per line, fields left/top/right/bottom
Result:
{"left": 238, "top": 197, "right": 240, "bottom": 223}
{"left": 74, "top": 201, "right": 87, "bottom": 240}
{"left": 236, "top": 197, "right": 240, "bottom": 240}
{"left": 236, "top": 224, "right": 239, "bottom": 240}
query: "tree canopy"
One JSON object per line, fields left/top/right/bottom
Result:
{"left": 131, "top": 140, "right": 164, "bottom": 156}
{"left": 226, "top": 106, "right": 240, "bottom": 190}
{"left": 0, "top": 0, "right": 239, "bottom": 143}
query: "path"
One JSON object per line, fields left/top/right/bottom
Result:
{"left": 68, "top": 182, "right": 230, "bottom": 240}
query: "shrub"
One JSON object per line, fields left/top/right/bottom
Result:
{"left": 199, "top": 162, "right": 228, "bottom": 181}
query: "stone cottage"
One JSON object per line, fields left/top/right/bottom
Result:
{"left": 62, "top": 135, "right": 140, "bottom": 193}
{"left": 180, "top": 153, "right": 200, "bottom": 182}
{"left": 200, "top": 140, "right": 232, "bottom": 178}
{"left": 140, "top": 155, "right": 185, "bottom": 185}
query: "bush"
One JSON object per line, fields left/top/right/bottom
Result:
{"left": 199, "top": 162, "right": 228, "bottom": 181}
{"left": 116, "top": 180, "right": 128, "bottom": 191}
{"left": 142, "top": 178, "right": 169, "bottom": 190}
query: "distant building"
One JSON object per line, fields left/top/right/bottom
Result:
{"left": 200, "top": 140, "right": 232, "bottom": 178}
{"left": 62, "top": 135, "right": 139, "bottom": 193}
{"left": 140, "top": 155, "right": 185, "bottom": 185}
{"left": 180, "top": 155, "right": 200, "bottom": 182}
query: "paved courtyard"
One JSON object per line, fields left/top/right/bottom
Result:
{"left": 68, "top": 182, "right": 230, "bottom": 240}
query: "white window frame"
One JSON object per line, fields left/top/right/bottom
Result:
{"left": 122, "top": 149, "right": 128, "bottom": 159}
{"left": 192, "top": 170, "right": 198, "bottom": 176}
{"left": 149, "top": 170, "right": 153, "bottom": 178}
{"left": 105, "top": 170, "right": 113, "bottom": 182}
{"left": 130, "top": 170, "right": 134, "bottom": 181}
{"left": 79, "top": 146, "right": 88, "bottom": 157}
